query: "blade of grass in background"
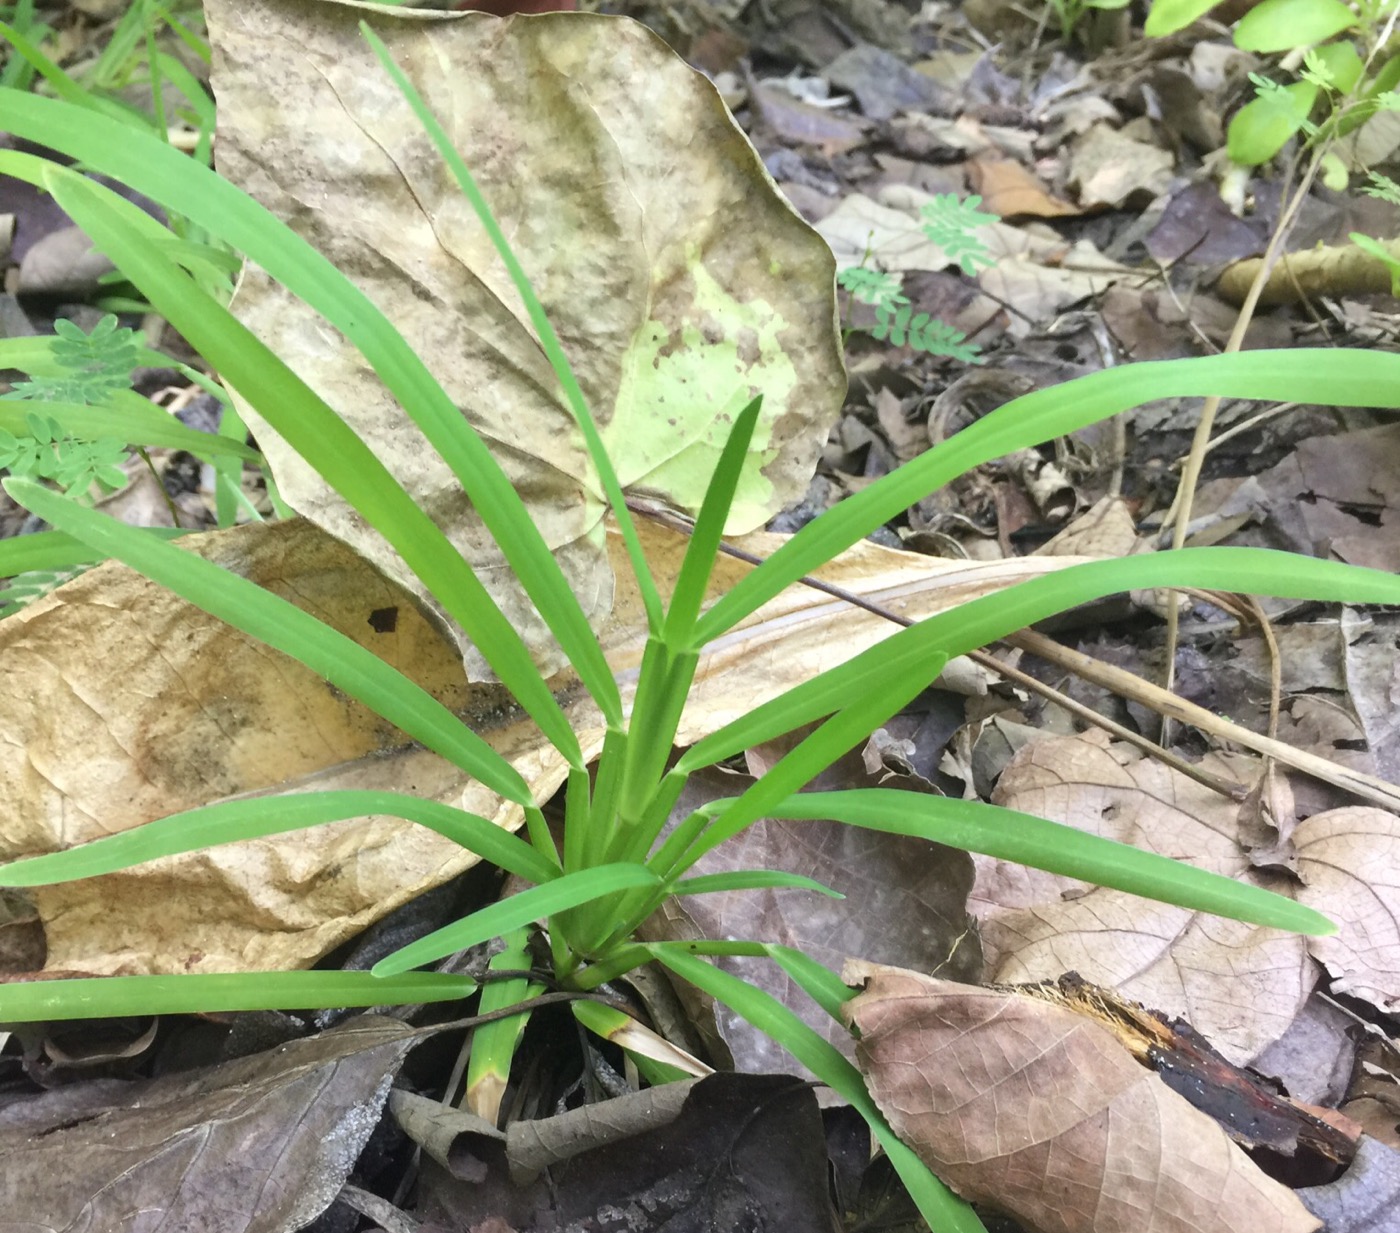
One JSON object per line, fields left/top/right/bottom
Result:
{"left": 692, "top": 350, "right": 1400, "bottom": 644}
{"left": 0, "top": 527, "right": 185, "bottom": 576}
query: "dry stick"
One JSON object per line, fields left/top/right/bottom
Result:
{"left": 1009, "top": 627, "right": 1400, "bottom": 812}
{"left": 1157, "top": 154, "right": 1322, "bottom": 740}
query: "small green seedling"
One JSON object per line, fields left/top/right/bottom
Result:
{"left": 1146, "top": 0, "right": 1400, "bottom": 173}
{"left": 838, "top": 194, "right": 997, "bottom": 363}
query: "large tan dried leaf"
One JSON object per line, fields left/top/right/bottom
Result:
{"left": 205, "top": 0, "right": 844, "bottom": 672}
{"left": 977, "top": 730, "right": 1314, "bottom": 1063}
{"left": 0, "top": 518, "right": 560, "bottom": 977}
{"left": 0, "top": 518, "right": 1090, "bottom": 977}
{"left": 843, "top": 962, "right": 1321, "bottom": 1233}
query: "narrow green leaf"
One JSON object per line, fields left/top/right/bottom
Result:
{"left": 360, "top": 22, "right": 664, "bottom": 639}
{"left": 0, "top": 89, "right": 622, "bottom": 727}
{"left": 762, "top": 944, "right": 859, "bottom": 1024}
{"left": 372, "top": 864, "right": 662, "bottom": 977}
{"left": 4, "top": 477, "right": 535, "bottom": 808}
{"left": 770, "top": 790, "right": 1336, "bottom": 936}
{"left": 663, "top": 395, "right": 764, "bottom": 642}
{"left": 0, "top": 970, "right": 475, "bottom": 1024}
{"left": 0, "top": 527, "right": 183, "bottom": 577}
{"left": 679, "top": 547, "right": 1400, "bottom": 775}
{"left": 0, "top": 790, "right": 560, "bottom": 888}
{"left": 691, "top": 351, "right": 1400, "bottom": 645}
{"left": 672, "top": 870, "right": 844, "bottom": 899}
{"left": 0, "top": 397, "right": 253, "bottom": 459}
{"left": 0, "top": 19, "right": 117, "bottom": 114}
{"left": 465, "top": 928, "right": 540, "bottom": 1121}
{"left": 647, "top": 945, "right": 986, "bottom": 1233}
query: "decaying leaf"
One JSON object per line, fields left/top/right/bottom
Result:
{"left": 0, "top": 1015, "right": 418, "bottom": 1233}
{"left": 977, "top": 729, "right": 1319, "bottom": 1063}
{"left": 843, "top": 962, "right": 1322, "bottom": 1233}
{"left": 816, "top": 185, "right": 1136, "bottom": 336}
{"left": 0, "top": 518, "right": 544, "bottom": 978}
{"left": 205, "top": 0, "right": 845, "bottom": 672}
{"left": 0, "top": 516, "right": 1092, "bottom": 978}
{"left": 395, "top": 1073, "right": 838, "bottom": 1229}
{"left": 976, "top": 730, "right": 1400, "bottom": 1065}
{"left": 1295, "top": 808, "right": 1400, "bottom": 1016}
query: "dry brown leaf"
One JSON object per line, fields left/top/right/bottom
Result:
{"left": 206, "top": 0, "right": 844, "bottom": 674}
{"left": 1295, "top": 807, "right": 1400, "bottom": 1016}
{"left": 1068, "top": 123, "right": 1175, "bottom": 210}
{"left": 977, "top": 730, "right": 1313, "bottom": 1063}
{"left": 968, "top": 152, "right": 1080, "bottom": 219}
{"left": 1, "top": 516, "right": 1092, "bottom": 977}
{"left": 0, "top": 518, "right": 554, "bottom": 977}
{"left": 818, "top": 186, "right": 1135, "bottom": 336}
{"left": 0, "top": 1015, "right": 417, "bottom": 1233}
{"left": 843, "top": 962, "right": 1321, "bottom": 1233}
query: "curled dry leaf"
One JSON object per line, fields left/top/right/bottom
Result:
{"left": 977, "top": 730, "right": 1315, "bottom": 1063}
{"left": 0, "top": 515, "right": 1089, "bottom": 977}
{"left": 978, "top": 732, "right": 1400, "bottom": 1063}
{"left": 843, "top": 962, "right": 1321, "bottom": 1233}
{"left": 205, "top": 0, "right": 845, "bottom": 673}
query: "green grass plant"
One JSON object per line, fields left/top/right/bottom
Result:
{"left": 3, "top": 22, "right": 1400, "bottom": 1231}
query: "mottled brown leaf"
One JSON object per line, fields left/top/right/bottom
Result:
{"left": 0, "top": 1015, "right": 416, "bottom": 1233}
{"left": 843, "top": 962, "right": 1320, "bottom": 1233}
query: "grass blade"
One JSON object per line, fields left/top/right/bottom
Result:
{"left": 672, "top": 870, "right": 843, "bottom": 898}
{"left": 464, "top": 928, "right": 542, "bottom": 1122}
{"left": 761, "top": 943, "right": 859, "bottom": 1024}
{"left": 770, "top": 790, "right": 1334, "bottom": 936}
{"left": 4, "top": 476, "right": 535, "bottom": 808}
{"left": 0, "top": 89, "right": 622, "bottom": 726}
{"left": 0, "top": 790, "right": 560, "bottom": 888}
{"left": 0, "top": 527, "right": 184, "bottom": 576}
{"left": 665, "top": 653, "right": 951, "bottom": 874}
{"left": 360, "top": 22, "right": 664, "bottom": 637}
{"left": 0, "top": 970, "right": 475, "bottom": 1024}
{"left": 372, "top": 864, "right": 662, "bottom": 977}
{"left": 678, "top": 547, "right": 1400, "bottom": 775}
{"left": 692, "top": 350, "right": 1400, "bottom": 644}
{"left": 0, "top": 397, "right": 255, "bottom": 460}
{"left": 647, "top": 944, "right": 987, "bottom": 1233}
{"left": 662, "top": 394, "right": 763, "bottom": 643}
